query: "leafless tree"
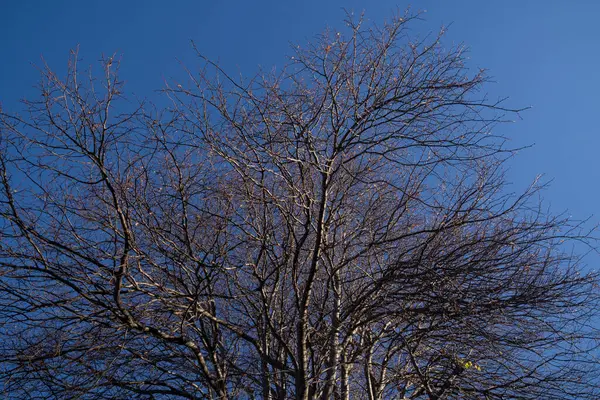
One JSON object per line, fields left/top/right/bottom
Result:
{"left": 1, "top": 11, "right": 599, "bottom": 400}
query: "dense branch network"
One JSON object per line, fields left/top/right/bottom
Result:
{"left": 0, "top": 11, "right": 599, "bottom": 400}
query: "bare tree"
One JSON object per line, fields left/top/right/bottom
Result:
{"left": 1, "top": 11, "right": 599, "bottom": 400}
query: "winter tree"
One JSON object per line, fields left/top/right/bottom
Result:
{"left": 1, "top": 12, "right": 599, "bottom": 400}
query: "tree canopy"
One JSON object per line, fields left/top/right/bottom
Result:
{"left": 1, "top": 12, "right": 599, "bottom": 400}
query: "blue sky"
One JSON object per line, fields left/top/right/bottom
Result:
{"left": 1, "top": 1, "right": 599, "bottom": 236}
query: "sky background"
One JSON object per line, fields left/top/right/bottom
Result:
{"left": 1, "top": 0, "right": 599, "bottom": 257}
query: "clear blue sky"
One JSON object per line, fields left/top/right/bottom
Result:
{"left": 1, "top": 1, "right": 599, "bottom": 234}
